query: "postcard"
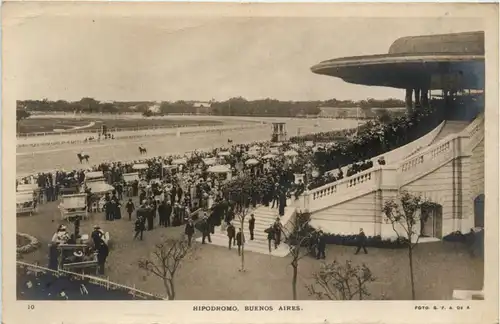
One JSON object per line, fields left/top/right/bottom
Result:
{"left": 2, "top": 2, "right": 498, "bottom": 324}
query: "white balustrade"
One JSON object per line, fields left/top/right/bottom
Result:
{"left": 465, "top": 114, "right": 484, "bottom": 150}
{"left": 303, "top": 168, "right": 380, "bottom": 213}
{"left": 398, "top": 134, "right": 467, "bottom": 185}
{"left": 301, "top": 132, "right": 470, "bottom": 213}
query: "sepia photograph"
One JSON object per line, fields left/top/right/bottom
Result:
{"left": 2, "top": 2, "right": 498, "bottom": 324}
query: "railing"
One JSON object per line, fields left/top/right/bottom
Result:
{"left": 17, "top": 123, "right": 224, "bottom": 138}
{"left": 17, "top": 261, "right": 164, "bottom": 299}
{"left": 464, "top": 113, "right": 485, "bottom": 150}
{"left": 303, "top": 167, "right": 381, "bottom": 213}
{"left": 301, "top": 132, "right": 470, "bottom": 213}
{"left": 17, "top": 124, "right": 267, "bottom": 148}
{"left": 397, "top": 134, "right": 463, "bottom": 185}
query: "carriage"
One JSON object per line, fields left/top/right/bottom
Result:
{"left": 16, "top": 191, "right": 36, "bottom": 216}
{"left": 58, "top": 193, "right": 88, "bottom": 221}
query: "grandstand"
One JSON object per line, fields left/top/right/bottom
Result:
{"left": 294, "top": 31, "right": 485, "bottom": 240}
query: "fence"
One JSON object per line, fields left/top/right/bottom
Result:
{"left": 17, "top": 122, "right": 238, "bottom": 138}
{"left": 17, "top": 124, "right": 268, "bottom": 148}
{"left": 17, "top": 261, "right": 164, "bottom": 300}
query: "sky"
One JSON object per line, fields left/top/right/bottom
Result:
{"left": 3, "top": 4, "right": 483, "bottom": 102}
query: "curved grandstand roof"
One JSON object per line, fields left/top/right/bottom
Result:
{"left": 311, "top": 31, "right": 485, "bottom": 90}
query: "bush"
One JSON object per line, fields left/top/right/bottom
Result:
{"left": 322, "top": 233, "right": 408, "bottom": 249}
{"left": 442, "top": 231, "right": 473, "bottom": 243}
{"left": 285, "top": 217, "right": 408, "bottom": 249}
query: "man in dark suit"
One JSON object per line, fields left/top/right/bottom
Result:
{"left": 316, "top": 231, "right": 326, "bottom": 259}
{"left": 158, "top": 201, "right": 166, "bottom": 227}
{"left": 200, "top": 216, "right": 211, "bottom": 244}
{"left": 248, "top": 214, "right": 255, "bottom": 240}
{"left": 355, "top": 228, "right": 368, "bottom": 255}
{"left": 134, "top": 215, "right": 145, "bottom": 240}
{"left": 227, "top": 222, "right": 236, "bottom": 250}
{"left": 96, "top": 239, "right": 109, "bottom": 275}
{"left": 236, "top": 228, "right": 245, "bottom": 256}
{"left": 184, "top": 218, "right": 195, "bottom": 247}
{"left": 125, "top": 199, "right": 135, "bottom": 221}
{"left": 265, "top": 225, "right": 275, "bottom": 253}
{"left": 165, "top": 201, "right": 172, "bottom": 227}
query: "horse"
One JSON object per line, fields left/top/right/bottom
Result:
{"left": 77, "top": 153, "right": 90, "bottom": 163}
{"left": 139, "top": 146, "right": 147, "bottom": 155}
{"left": 227, "top": 139, "right": 233, "bottom": 144}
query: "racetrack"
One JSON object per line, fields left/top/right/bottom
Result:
{"left": 17, "top": 118, "right": 359, "bottom": 177}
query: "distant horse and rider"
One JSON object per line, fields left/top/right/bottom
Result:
{"left": 139, "top": 146, "right": 147, "bottom": 155}
{"left": 227, "top": 139, "right": 233, "bottom": 144}
{"left": 77, "top": 153, "right": 90, "bottom": 163}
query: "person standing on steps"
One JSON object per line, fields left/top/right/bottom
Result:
{"left": 227, "top": 222, "right": 236, "bottom": 250}
{"left": 248, "top": 214, "right": 255, "bottom": 240}
{"left": 355, "top": 228, "right": 368, "bottom": 255}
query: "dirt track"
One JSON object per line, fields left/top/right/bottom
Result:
{"left": 17, "top": 118, "right": 359, "bottom": 176}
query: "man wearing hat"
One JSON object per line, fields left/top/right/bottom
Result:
{"left": 184, "top": 218, "right": 195, "bottom": 247}
{"left": 316, "top": 230, "right": 326, "bottom": 260}
{"left": 125, "top": 198, "right": 135, "bottom": 221}
{"left": 355, "top": 228, "right": 368, "bottom": 255}
{"left": 91, "top": 225, "right": 104, "bottom": 247}
{"left": 146, "top": 202, "right": 154, "bottom": 231}
{"left": 226, "top": 222, "right": 236, "bottom": 250}
{"left": 96, "top": 239, "right": 109, "bottom": 275}
{"left": 236, "top": 227, "right": 245, "bottom": 256}
{"left": 200, "top": 215, "right": 212, "bottom": 244}
{"left": 134, "top": 215, "right": 146, "bottom": 240}
{"left": 248, "top": 214, "right": 255, "bottom": 241}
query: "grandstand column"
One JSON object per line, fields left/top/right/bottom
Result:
{"left": 421, "top": 89, "right": 429, "bottom": 108}
{"left": 405, "top": 89, "right": 413, "bottom": 113}
{"left": 414, "top": 89, "right": 421, "bottom": 108}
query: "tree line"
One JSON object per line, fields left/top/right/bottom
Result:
{"left": 17, "top": 97, "right": 405, "bottom": 118}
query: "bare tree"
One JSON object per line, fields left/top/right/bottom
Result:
{"left": 236, "top": 207, "right": 249, "bottom": 272}
{"left": 306, "top": 260, "right": 375, "bottom": 300}
{"left": 281, "top": 212, "right": 317, "bottom": 300}
{"left": 138, "top": 237, "right": 195, "bottom": 300}
{"left": 382, "top": 190, "right": 432, "bottom": 300}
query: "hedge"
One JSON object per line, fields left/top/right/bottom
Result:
{"left": 286, "top": 217, "right": 409, "bottom": 249}
{"left": 321, "top": 233, "right": 408, "bottom": 249}
{"left": 442, "top": 231, "right": 475, "bottom": 243}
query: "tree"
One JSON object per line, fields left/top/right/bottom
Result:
{"left": 79, "top": 97, "right": 100, "bottom": 113}
{"left": 375, "top": 108, "right": 393, "bottom": 124}
{"left": 142, "top": 110, "right": 153, "bottom": 117}
{"left": 138, "top": 238, "right": 195, "bottom": 300}
{"left": 236, "top": 207, "right": 249, "bottom": 272}
{"left": 382, "top": 191, "right": 431, "bottom": 300}
{"left": 16, "top": 109, "right": 31, "bottom": 132}
{"left": 307, "top": 260, "right": 375, "bottom": 300}
{"left": 281, "top": 212, "right": 317, "bottom": 300}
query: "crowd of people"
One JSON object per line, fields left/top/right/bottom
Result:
{"left": 18, "top": 106, "right": 446, "bottom": 275}
{"left": 306, "top": 105, "right": 440, "bottom": 189}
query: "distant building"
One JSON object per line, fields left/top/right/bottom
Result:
{"left": 192, "top": 101, "right": 212, "bottom": 114}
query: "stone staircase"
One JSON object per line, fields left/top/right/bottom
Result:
{"left": 431, "top": 120, "right": 470, "bottom": 144}
{"left": 195, "top": 205, "right": 291, "bottom": 257}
